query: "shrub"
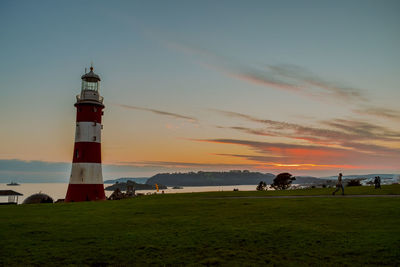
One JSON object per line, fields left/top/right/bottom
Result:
{"left": 347, "top": 179, "right": 362, "bottom": 186}
{"left": 256, "top": 181, "right": 266, "bottom": 191}
{"left": 271, "top": 173, "right": 296, "bottom": 190}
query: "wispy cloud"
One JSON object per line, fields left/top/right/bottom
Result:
{"left": 162, "top": 40, "right": 305, "bottom": 94}
{"left": 353, "top": 106, "right": 400, "bottom": 121}
{"left": 117, "top": 160, "right": 256, "bottom": 169}
{"left": 269, "top": 64, "right": 367, "bottom": 102}
{"left": 202, "top": 138, "right": 347, "bottom": 153}
{"left": 117, "top": 104, "right": 198, "bottom": 123}
{"left": 214, "top": 110, "right": 400, "bottom": 140}
{"left": 197, "top": 138, "right": 400, "bottom": 170}
{"left": 216, "top": 153, "right": 360, "bottom": 170}
{"left": 164, "top": 41, "right": 367, "bottom": 103}
{"left": 228, "top": 67, "right": 306, "bottom": 94}
{"left": 224, "top": 63, "right": 367, "bottom": 102}
{"left": 321, "top": 119, "right": 400, "bottom": 139}
{"left": 211, "top": 109, "right": 400, "bottom": 155}
{"left": 151, "top": 35, "right": 398, "bottom": 127}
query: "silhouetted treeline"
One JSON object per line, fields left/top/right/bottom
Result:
{"left": 146, "top": 170, "right": 275, "bottom": 186}
{"left": 105, "top": 181, "right": 167, "bottom": 191}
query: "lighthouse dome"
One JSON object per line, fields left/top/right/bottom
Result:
{"left": 23, "top": 193, "right": 54, "bottom": 204}
{"left": 81, "top": 66, "right": 101, "bottom": 82}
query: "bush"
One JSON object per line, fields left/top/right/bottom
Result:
{"left": 256, "top": 181, "right": 266, "bottom": 191}
{"left": 347, "top": 179, "right": 362, "bottom": 186}
{"left": 271, "top": 173, "right": 296, "bottom": 190}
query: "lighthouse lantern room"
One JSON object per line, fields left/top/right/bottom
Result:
{"left": 65, "top": 66, "right": 106, "bottom": 202}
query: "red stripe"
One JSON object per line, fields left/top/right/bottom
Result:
{"left": 72, "top": 142, "right": 101, "bottom": 163}
{"left": 65, "top": 184, "right": 106, "bottom": 202}
{"left": 75, "top": 104, "right": 104, "bottom": 123}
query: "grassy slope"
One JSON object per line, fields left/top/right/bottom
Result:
{"left": 0, "top": 185, "right": 399, "bottom": 266}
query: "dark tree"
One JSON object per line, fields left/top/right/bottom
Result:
{"left": 256, "top": 181, "right": 266, "bottom": 191}
{"left": 271, "top": 172, "right": 296, "bottom": 190}
{"left": 347, "top": 179, "right": 362, "bottom": 186}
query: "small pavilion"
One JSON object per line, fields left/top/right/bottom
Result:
{"left": 0, "top": 190, "right": 23, "bottom": 205}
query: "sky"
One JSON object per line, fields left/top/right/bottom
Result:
{"left": 0, "top": 0, "right": 399, "bottom": 182}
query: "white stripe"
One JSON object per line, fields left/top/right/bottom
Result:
{"left": 69, "top": 163, "right": 103, "bottom": 184}
{"left": 75, "top": 121, "right": 101, "bottom": 143}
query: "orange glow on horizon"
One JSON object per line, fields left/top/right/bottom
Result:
{"left": 255, "top": 162, "right": 361, "bottom": 170}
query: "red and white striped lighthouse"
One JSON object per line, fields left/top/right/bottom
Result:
{"left": 65, "top": 66, "right": 106, "bottom": 202}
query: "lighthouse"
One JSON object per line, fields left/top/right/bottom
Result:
{"left": 65, "top": 66, "right": 106, "bottom": 202}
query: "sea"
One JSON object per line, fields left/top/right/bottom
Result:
{"left": 0, "top": 183, "right": 258, "bottom": 204}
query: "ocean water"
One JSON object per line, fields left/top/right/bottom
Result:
{"left": 0, "top": 183, "right": 258, "bottom": 204}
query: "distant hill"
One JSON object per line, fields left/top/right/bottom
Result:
{"left": 294, "top": 176, "right": 324, "bottom": 184}
{"left": 146, "top": 171, "right": 330, "bottom": 187}
{"left": 145, "top": 171, "right": 333, "bottom": 187}
{"left": 105, "top": 181, "right": 166, "bottom": 191}
{"left": 104, "top": 173, "right": 399, "bottom": 187}
{"left": 146, "top": 171, "right": 274, "bottom": 186}
{"left": 104, "top": 177, "right": 148, "bottom": 184}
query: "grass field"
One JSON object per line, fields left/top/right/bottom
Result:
{"left": 1, "top": 185, "right": 399, "bottom": 266}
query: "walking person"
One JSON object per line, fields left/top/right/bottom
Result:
{"left": 332, "top": 173, "right": 344, "bottom": 195}
{"left": 374, "top": 176, "right": 381, "bottom": 189}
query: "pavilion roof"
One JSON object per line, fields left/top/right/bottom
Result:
{"left": 0, "top": 190, "right": 23, "bottom": 196}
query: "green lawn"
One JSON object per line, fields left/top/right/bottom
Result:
{"left": 1, "top": 185, "right": 399, "bottom": 266}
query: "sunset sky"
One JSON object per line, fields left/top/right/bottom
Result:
{"left": 1, "top": 0, "right": 399, "bottom": 181}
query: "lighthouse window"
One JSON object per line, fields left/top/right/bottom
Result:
{"left": 93, "top": 136, "right": 97, "bottom": 141}
{"left": 83, "top": 81, "right": 98, "bottom": 91}
{"left": 75, "top": 149, "right": 79, "bottom": 158}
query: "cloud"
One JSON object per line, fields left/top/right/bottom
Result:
{"left": 164, "top": 41, "right": 367, "bottom": 103}
{"left": 206, "top": 109, "right": 400, "bottom": 172}
{"left": 226, "top": 63, "right": 367, "bottom": 102}
{"left": 202, "top": 138, "right": 346, "bottom": 153}
{"left": 197, "top": 138, "right": 400, "bottom": 170}
{"left": 163, "top": 39, "right": 400, "bottom": 132}
{"left": 228, "top": 126, "right": 276, "bottom": 137}
{"left": 321, "top": 119, "right": 400, "bottom": 139}
{"left": 212, "top": 109, "right": 400, "bottom": 152}
{"left": 0, "top": 159, "right": 195, "bottom": 182}
{"left": 116, "top": 104, "right": 198, "bottom": 122}
{"left": 353, "top": 106, "right": 400, "bottom": 121}
{"left": 269, "top": 64, "right": 367, "bottom": 102}
{"left": 214, "top": 153, "right": 286, "bottom": 162}
{"left": 117, "top": 160, "right": 257, "bottom": 169}
{"left": 339, "top": 141, "right": 400, "bottom": 155}
{"left": 228, "top": 67, "right": 306, "bottom": 94}
{"left": 162, "top": 40, "right": 307, "bottom": 94}
{"left": 0, "top": 159, "right": 71, "bottom": 183}
{"left": 155, "top": 36, "right": 398, "bottom": 126}
{"left": 216, "top": 153, "right": 360, "bottom": 170}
